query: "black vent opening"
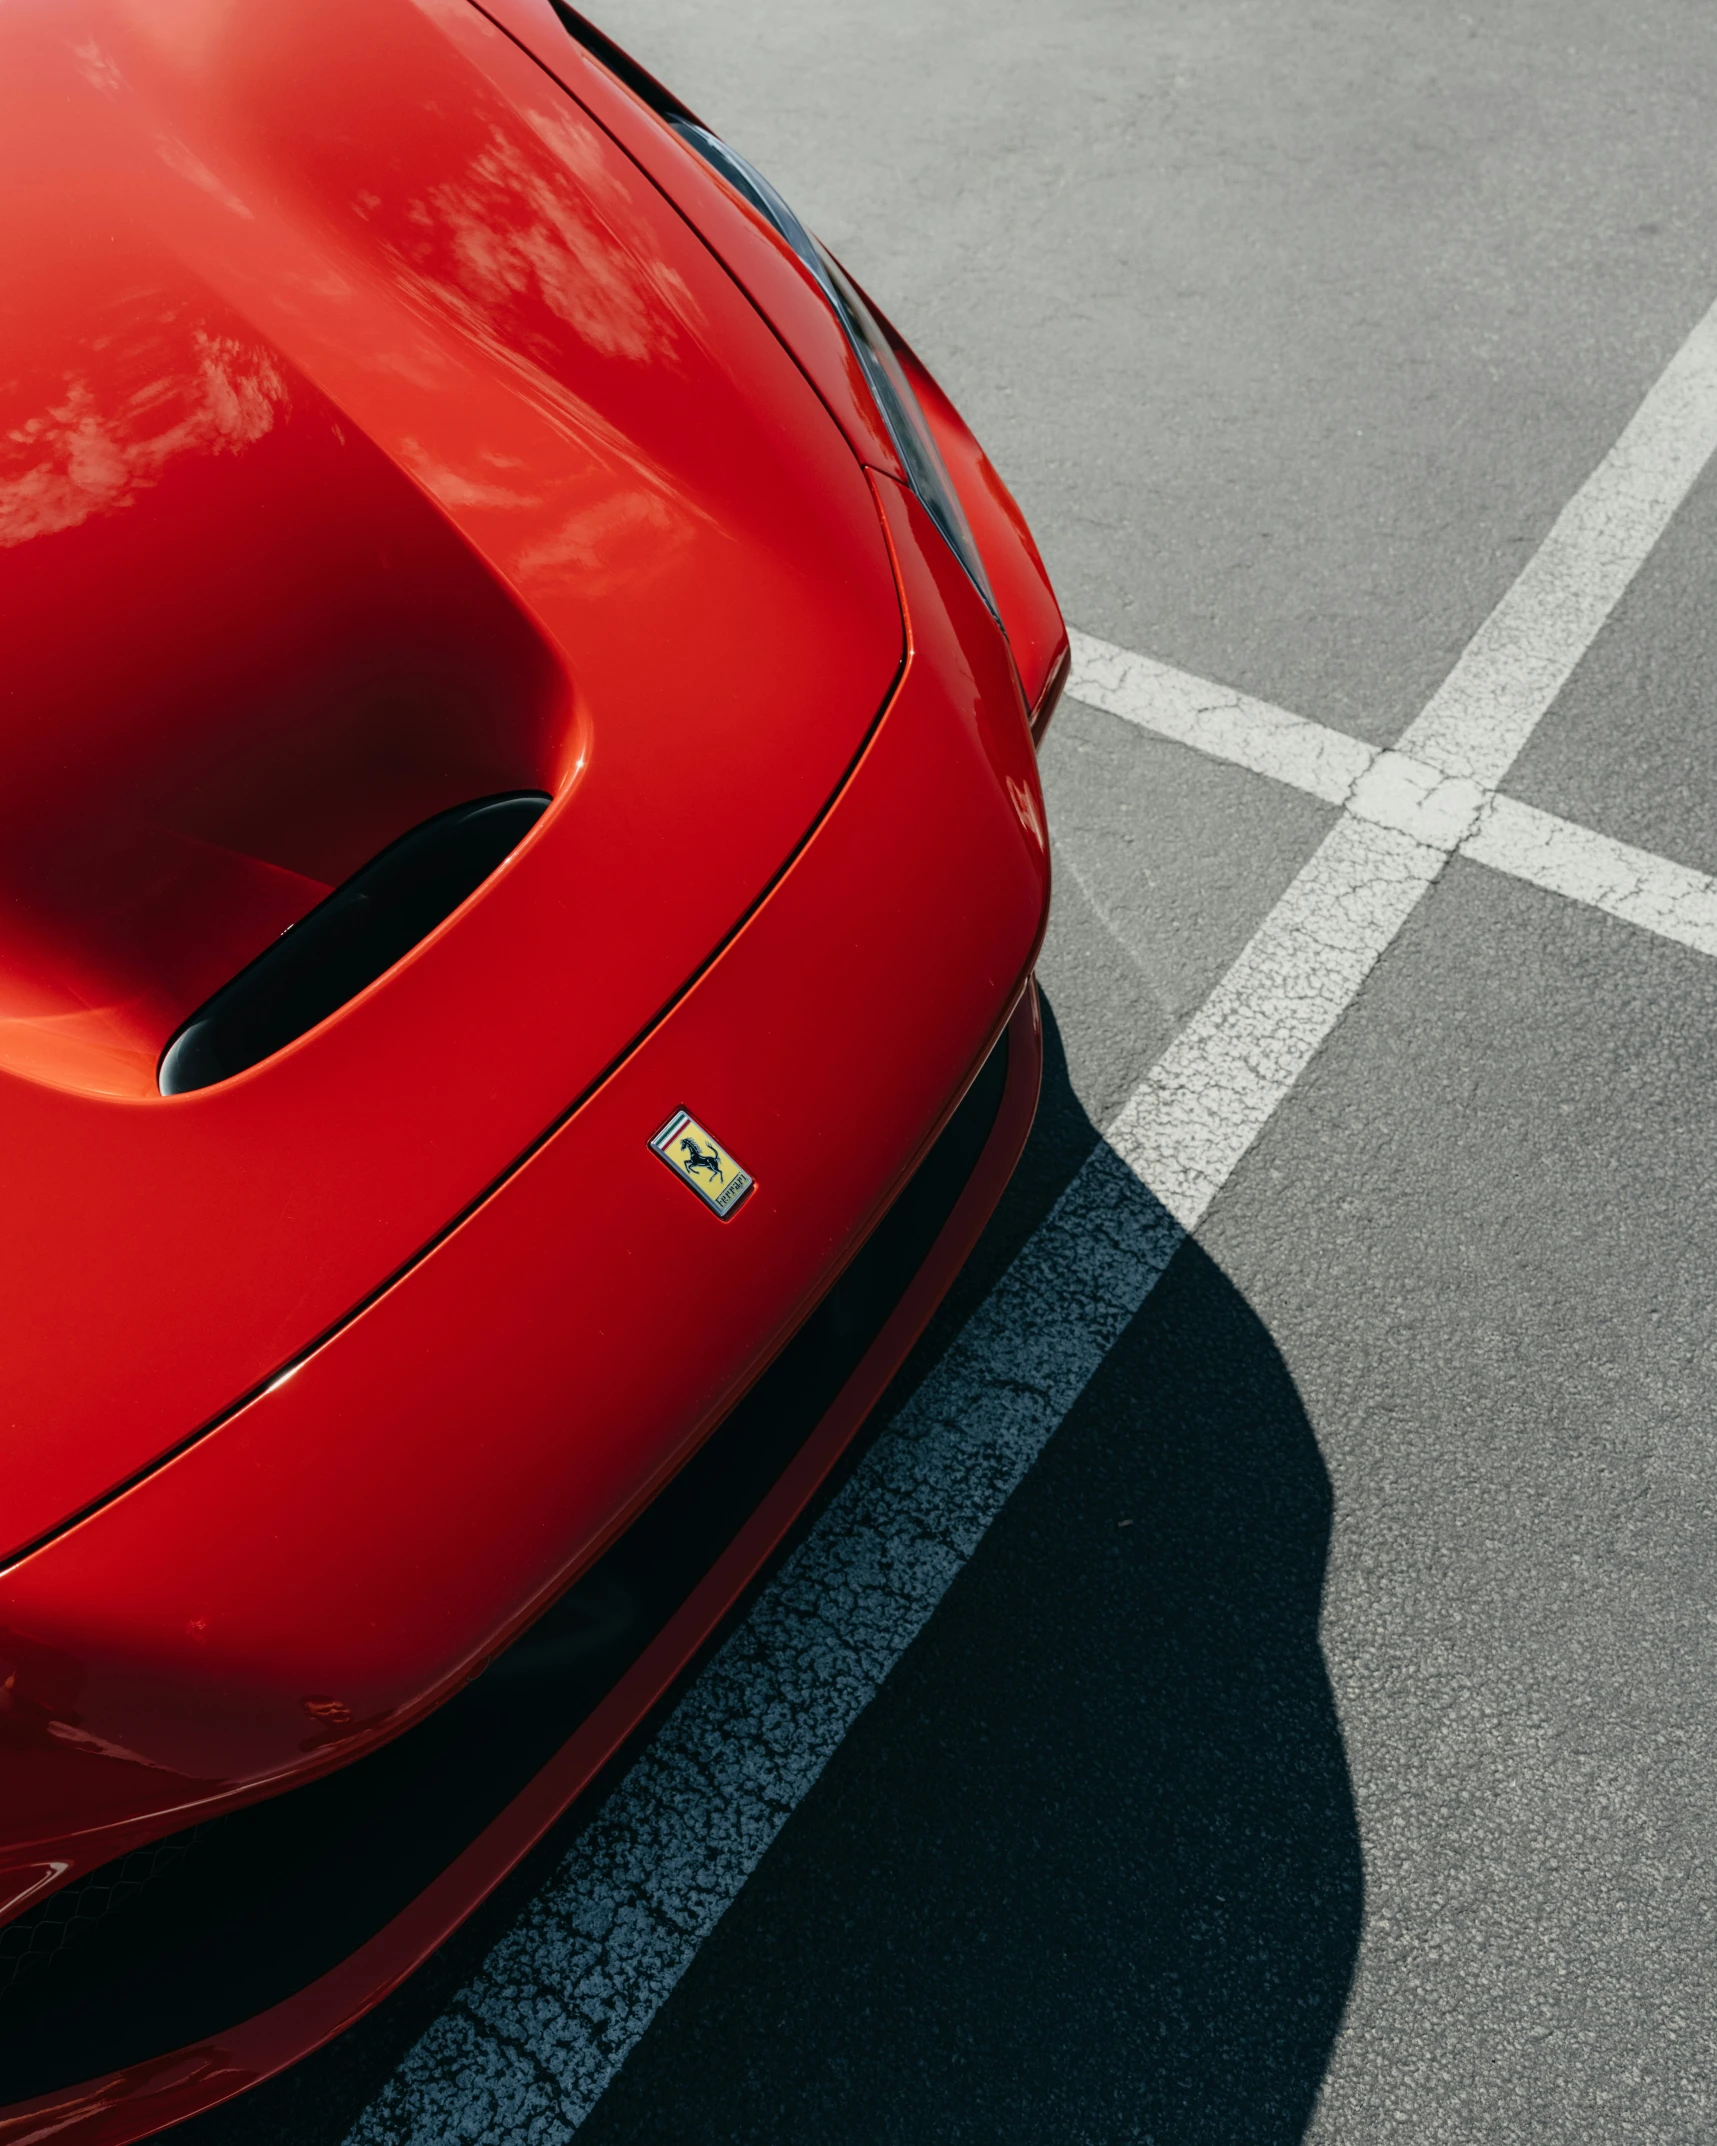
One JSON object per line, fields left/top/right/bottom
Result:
{"left": 158, "top": 791, "right": 551, "bottom": 1096}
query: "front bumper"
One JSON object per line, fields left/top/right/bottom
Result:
{"left": 0, "top": 985, "right": 1039, "bottom": 2139}
{"left": 0, "top": 474, "right": 1049, "bottom": 2130}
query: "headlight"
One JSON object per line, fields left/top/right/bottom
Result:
{"left": 671, "top": 121, "right": 997, "bottom": 615}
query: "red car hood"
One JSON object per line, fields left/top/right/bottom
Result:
{"left": 0, "top": 0, "right": 903, "bottom": 1561}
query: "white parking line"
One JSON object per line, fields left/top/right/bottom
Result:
{"left": 1466, "top": 796, "right": 1717, "bottom": 958}
{"left": 347, "top": 297, "right": 1717, "bottom": 2146}
{"left": 1063, "top": 637, "right": 1371, "bottom": 806}
{"left": 1068, "top": 629, "right": 1717, "bottom": 967}
{"left": 1105, "top": 814, "right": 1442, "bottom": 1228}
{"left": 1400, "top": 300, "right": 1717, "bottom": 790}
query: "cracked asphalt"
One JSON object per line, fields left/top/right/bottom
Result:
{"left": 181, "top": 2, "right": 1717, "bottom": 2140}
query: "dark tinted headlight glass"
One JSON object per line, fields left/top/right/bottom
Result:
{"left": 671, "top": 121, "right": 996, "bottom": 614}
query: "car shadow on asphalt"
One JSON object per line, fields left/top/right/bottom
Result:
{"left": 174, "top": 995, "right": 1363, "bottom": 2146}
{"left": 575, "top": 993, "right": 1368, "bottom": 2145}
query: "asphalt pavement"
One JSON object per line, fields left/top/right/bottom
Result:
{"left": 184, "top": 2, "right": 1717, "bottom": 2139}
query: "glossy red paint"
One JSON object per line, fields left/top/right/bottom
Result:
{"left": 0, "top": 469, "right": 1048, "bottom": 1896}
{"left": 0, "top": 988, "right": 1042, "bottom": 2146}
{"left": 475, "top": 0, "right": 910, "bottom": 479}
{"left": 884, "top": 325, "right": 1069, "bottom": 718}
{"left": 0, "top": 0, "right": 1067, "bottom": 2128}
{"left": 1030, "top": 643, "right": 1073, "bottom": 747}
{"left": 476, "top": 0, "right": 1069, "bottom": 713}
{"left": 0, "top": 0, "right": 902, "bottom": 1562}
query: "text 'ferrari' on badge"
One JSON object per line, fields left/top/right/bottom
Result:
{"left": 649, "top": 1109, "right": 755, "bottom": 1218}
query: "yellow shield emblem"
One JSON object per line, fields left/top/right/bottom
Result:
{"left": 649, "top": 1109, "right": 754, "bottom": 1218}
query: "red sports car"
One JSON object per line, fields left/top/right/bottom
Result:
{"left": 0, "top": 2, "right": 1064, "bottom": 2136}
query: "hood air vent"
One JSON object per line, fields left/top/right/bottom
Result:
{"left": 158, "top": 792, "right": 551, "bottom": 1096}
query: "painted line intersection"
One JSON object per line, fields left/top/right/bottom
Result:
{"left": 1068, "top": 632, "right": 1717, "bottom": 967}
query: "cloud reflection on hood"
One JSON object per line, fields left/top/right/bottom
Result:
{"left": 0, "top": 327, "right": 286, "bottom": 549}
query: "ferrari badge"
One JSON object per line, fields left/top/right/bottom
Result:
{"left": 649, "top": 1109, "right": 755, "bottom": 1218}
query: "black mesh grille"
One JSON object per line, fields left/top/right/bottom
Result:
{"left": 0, "top": 1830, "right": 200, "bottom": 1998}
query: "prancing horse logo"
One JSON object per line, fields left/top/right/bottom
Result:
{"left": 649, "top": 1108, "right": 755, "bottom": 1218}
{"left": 678, "top": 1134, "right": 725, "bottom": 1185}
